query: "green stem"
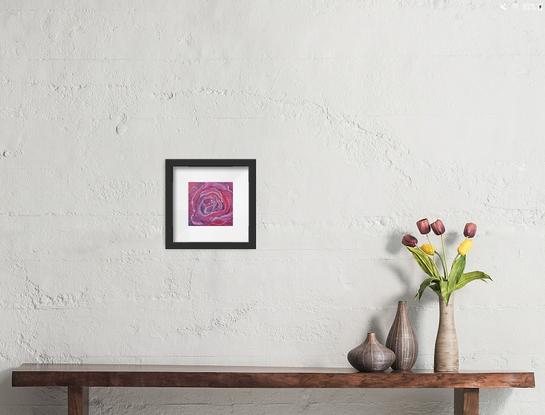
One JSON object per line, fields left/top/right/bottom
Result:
{"left": 428, "top": 234, "right": 447, "bottom": 279}
{"left": 436, "top": 250, "right": 448, "bottom": 280}
{"left": 440, "top": 234, "right": 448, "bottom": 279}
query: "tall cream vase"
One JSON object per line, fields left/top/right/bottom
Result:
{"left": 434, "top": 293, "right": 459, "bottom": 372}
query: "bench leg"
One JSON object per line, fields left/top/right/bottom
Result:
{"left": 454, "top": 388, "right": 479, "bottom": 415}
{"left": 68, "top": 387, "right": 89, "bottom": 415}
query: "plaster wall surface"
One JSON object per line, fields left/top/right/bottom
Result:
{"left": 1, "top": 0, "right": 544, "bottom": 413}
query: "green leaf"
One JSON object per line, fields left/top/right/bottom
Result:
{"left": 429, "top": 282, "right": 441, "bottom": 295}
{"left": 439, "top": 279, "right": 449, "bottom": 302}
{"left": 406, "top": 246, "right": 440, "bottom": 278}
{"left": 445, "top": 255, "right": 467, "bottom": 305}
{"left": 454, "top": 271, "right": 492, "bottom": 291}
{"left": 415, "top": 276, "right": 441, "bottom": 300}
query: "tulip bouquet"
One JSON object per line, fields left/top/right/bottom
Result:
{"left": 402, "top": 219, "right": 491, "bottom": 305}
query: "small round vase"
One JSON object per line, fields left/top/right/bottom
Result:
{"left": 434, "top": 294, "right": 459, "bottom": 372}
{"left": 347, "top": 332, "right": 396, "bottom": 372}
{"left": 385, "top": 301, "right": 418, "bottom": 371}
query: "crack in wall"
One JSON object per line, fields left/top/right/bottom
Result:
{"left": 178, "top": 302, "right": 257, "bottom": 338}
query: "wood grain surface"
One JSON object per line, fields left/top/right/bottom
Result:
{"left": 12, "top": 364, "right": 535, "bottom": 389}
{"left": 454, "top": 388, "right": 479, "bottom": 415}
{"left": 68, "top": 387, "right": 88, "bottom": 415}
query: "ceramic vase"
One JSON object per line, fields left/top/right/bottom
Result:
{"left": 347, "top": 332, "right": 396, "bottom": 372}
{"left": 434, "top": 294, "right": 459, "bottom": 372}
{"left": 385, "top": 300, "right": 418, "bottom": 371}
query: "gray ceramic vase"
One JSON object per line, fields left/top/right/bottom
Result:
{"left": 347, "top": 332, "right": 396, "bottom": 372}
{"left": 385, "top": 301, "right": 418, "bottom": 371}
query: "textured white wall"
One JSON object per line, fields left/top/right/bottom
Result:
{"left": 1, "top": 0, "right": 544, "bottom": 413}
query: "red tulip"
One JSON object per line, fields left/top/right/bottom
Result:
{"left": 402, "top": 234, "right": 418, "bottom": 247}
{"left": 431, "top": 220, "right": 445, "bottom": 235}
{"left": 416, "top": 218, "right": 431, "bottom": 235}
{"left": 464, "top": 222, "right": 477, "bottom": 238}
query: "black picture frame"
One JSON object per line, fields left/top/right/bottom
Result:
{"left": 165, "top": 159, "right": 256, "bottom": 249}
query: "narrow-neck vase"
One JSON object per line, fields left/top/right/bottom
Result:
{"left": 385, "top": 301, "right": 418, "bottom": 371}
{"left": 434, "top": 294, "right": 459, "bottom": 372}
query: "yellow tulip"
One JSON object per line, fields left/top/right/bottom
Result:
{"left": 458, "top": 238, "right": 473, "bottom": 255}
{"left": 420, "top": 244, "right": 436, "bottom": 256}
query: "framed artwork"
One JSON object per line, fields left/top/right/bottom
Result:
{"left": 165, "top": 159, "right": 256, "bottom": 249}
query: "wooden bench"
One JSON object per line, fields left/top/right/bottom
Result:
{"left": 12, "top": 364, "right": 535, "bottom": 415}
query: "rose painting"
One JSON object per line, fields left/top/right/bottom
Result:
{"left": 188, "top": 182, "right": 233, "bottom": 226}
